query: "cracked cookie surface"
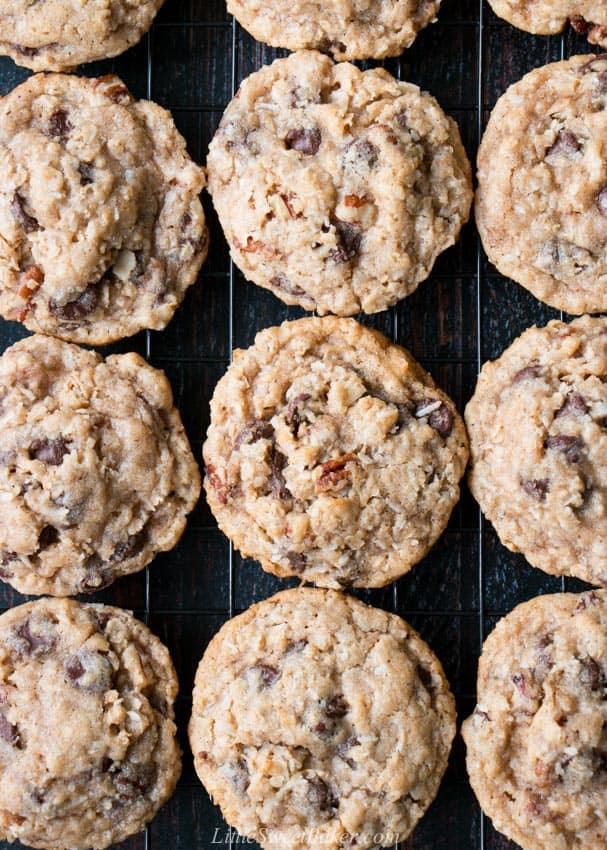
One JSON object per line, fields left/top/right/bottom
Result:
{"left": 227, "top": 0, "right": 441, "bottom": 60}
{"left": 466, "top": 315, "right": 607, "bottom": 586}
{"left": 477, "top": 54, "right": 607, "bottom": 314}
{"left": 0, "top": 334, "right": 200, "bottom": 597}
{"left": 0, "top": 72, "right": 208, "bottom": 344}
{"left": 0, "top": 0, "right": 165, "bottom": 71}
{"left": 207, "top": 50, "right": 471, "bottom": 316}
{"left": 0, "top": 598, "right": 180, "bottom": 850}
{"left": 189, "top": 587, "right": 456, "bottom": 850}
{"left": 203, "top": 316, "right": 468, "bottom": 589}
{"left": 486, "top": 0, "right": 607, "bottom": 47}
{"left": 463, "top": 590, "right": 607, "bottom": 850}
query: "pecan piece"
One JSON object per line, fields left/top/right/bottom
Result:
{"left": 316, "top": 453, "right": 357, "bottom": 492}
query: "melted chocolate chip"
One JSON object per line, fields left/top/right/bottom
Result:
{"left": 110, "top": 529, "right": 147, "bottom": 563}
{"left": 323, "top": 695, "right": 348, "bottom": 718}
{"left": 512, "top": 362, "right": 542, "bottom": 383}
{"left": 330, "top": 220, "right": 362, "bottom": 263}
{"left": 346, "top": 138, "right": 378, "bottom": 169}
{"left": 78, "top": 162, "right": 94, "bottom": 186}
{"left": 28, "top": 437, "right": 70, "bottom": 466}
{"left": 307, "top": 776, "right": 338, "bottom": 811}
{"left": 546, "top": 129, "right": 581, "bottom": 157}
{"left": 48, "top": 109, "right": 72, "bottom": 142}
{"left": 0, "top": 715, "right": 20, "bottom": 748}
{"left": 49, "top": 285, "right": 98, "bottom": 321}
{"left": 271, "top": 275, "right": 308, "bottom": 300}
{"left": 14, "top": 618, "right": 53, "bottom": 656}
{"left": 285, "top": 393, "right": 311, "bottom": 437}
{"left": 417, "top": 664, "right": 434, "bottom": 693}
{"left": 226, "top": 759, "right": 250, "bottom": 794}
{"left": 544, "top": 434, "right": 582, "bottom": 463}
{"left": 285, "top": 127, "right": 321, "bottom": 155}
{"left": 580, "top": 657, "right": 604, "bottom": 691}
{"left": 114, "top": 762, "right": 156, "bottom": 800}
{"left": 285, "top": 551, "right": 307, "bottom": 572}
{"left": 521, "top": 478, "right": 549, "bottom": 500}
{"left": 336, "top": 737, "right": 359, "bottom": 768}
{"left": 12, "top": 44, "right": 39, "bottom": 57}
{"left": 415, "top": 400, "right": 454, "bottom": 438}
{"left": 598, "top": 185, "right": 607, "bottom": 216}
{"left": 38, "top": 525, "right": 59, "bottom": 550}
{"left": 269, "top": 447, "right": 291, "bottom": 499}
{"left": 318, "top": 37, "right": 347, "bottom": 54}
{"left": 65, "top": 651, "right": 113, "bottom": 693}
{"left": 11, "top": 192, "right": 40, "bottom": 233}
{"left": 252, "top": 664, "right": 280, "bottom": 688}
{"left": 78, "top": 558, "right": 114, "bottom": 594}
{"left": 235, "top": 420, "right": 273, "bottom": 447}
{"left": 65, "top": 656, "right": 85, "bottom": 682}
{"left": 556, "top": 391, "right": 588, "bottom": 417}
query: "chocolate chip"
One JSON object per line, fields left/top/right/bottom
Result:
{"left": 285, "top": 393, "right": 311, "bottom": 437}
{"left": 544, "top": 434, "right": 582, "bottom": 463}
{"left": 555, "top": 391, "right": 588, "bottom": 417}
{"left": 28, "top": 437, "right": 70, "bottom": 466}
{"left": 11, "top": 192, "right": 40, "bottom": 233}
{"left": 598, "top": 185, "right": 607, "bottom": 216}
{"left": 336, "top": 737, "right": 359, "bottom": 768}
{"left": 546, "top": 129, "right": 581, "bottom": 157}
{"left": 346, "top": 138, "right": 378, "bottom": 169}
{"left": 110, "top": 529, "right": 147, "bottom": 563}
{"left": 580, "top": 657, "right": 604, "bottom": 691}
{"left": 252, "top": 664, "right": 280, "bottom": 688}
{"left": 49, "top": 285, "right": 98, "bottom": 321}
{"left": 285, "top": 127, "right": 321, "bottom": 155}
{"left": 285, "top": 551, "right": 307, "bottom": 572}
{"left": 396, "top": 110, "right": 409, "bottom": 130}
{"left": 78, "top": 162, "right": 94, "bottom": 186}
{"left": 0, "top": 715, "right": 20, "bottom": 748}
{"left": 330, "top": 220, "right": 362, "bottom": 263}
{"left": 570, "top": 15, "right": 590, "bottom": 34}
{"left": 285, "top": 638, "right": 308, "bottom": 654}
{"left": 12, "top": 44, "right": 39, "bottom": 57}
{"left": 417, "top": 664, "right": 434, "bottom": 693}
{"left": 269, "top": 447, "right": 291, "bottom": 500}
{"left": 323, "top": 695, "right": 348, "bottom": 718}
{"left": 415, "top": 400, "right": 454, "bottom": 438}
{"left": 78, "top": 558, "right": 113, "bottom": 593}
{"left": 226, "top": 759, "right": 250, "bottom": 794}
{"left": 318, "top": 37, "right": 346, "bottom": 54}
{"left": 512, "top": 362, "right": 542, "bottom": 383}
{"left": 271, "top": 275, "right": 309, "bottom": 300}
{"left": 521, "top": 478, "right": 549, "bottom": 500}
{"left": 114, "top": 762, "right": 156, "bottom": 800}
{"left": 14, "top": 618, "right": 53, "bottom": 656}
{"left": 65, "top": 651, "right": 113, "bottom": 693}
{"left": 577, "top": 591, "right": 600, "bottom": 610}
{"left": 48, "top": 109, "right": 72, "bottom": 142}
{"left": 235, "top": 420, "right": 274, "bottom": 448}
{"left": 307, "top": 776, "right": 338, "bottom": 811}
{"left": 38, "top": 525, "right": 59, "bottom": 550}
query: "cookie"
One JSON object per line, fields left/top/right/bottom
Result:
{"left": 189, "top": 587, "right": 456, "bottom": 850}
{"left": 0, "top": 72, "right": 208, "bottom": 345}
{"left": 227, "top": 0, "right": 441, "bottom": 60}
{"left": 486, "top": 0, "right": 607, "bottom": 49}
{"left": 463, "top": 589, "right": 607, "bottom": 850}
{"left": 0, "top": 0, "right": 165, "bottom": 71}
{"left": 207, "top": 50, "right": 472, "bottom": 316}
{"left": 0, "top": 598, "right": 180, "bottom": 850}
{"left": 203, "top": 316, "right": 468, "bottom": 589}
{"left": 466, "top": 315, "right": 607, "bottom": 586}
{"left": 0, "top": 334, "right": 200, "bottom": 597}
{"left": 477, "top": 54, "right": 607, "bottom": 315}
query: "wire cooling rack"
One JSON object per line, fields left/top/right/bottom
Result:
{"left": 0, "top": 1, "right": 598, "bottom": 848}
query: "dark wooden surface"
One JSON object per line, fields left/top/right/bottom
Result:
{"left": 0, "top": 3, "right": 597, "bottom": 849}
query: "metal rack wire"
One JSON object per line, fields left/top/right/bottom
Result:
{"left": 0, "top": 1, "right": 593, "bottom": 848}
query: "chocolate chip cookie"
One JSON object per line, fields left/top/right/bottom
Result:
{"left": 463, "top": 589, "right": 607, "bottom": 850}
{"left": 477, "top": 54, "right": 607, "bottom": 314}
{"left": 486, "top": 0, "right": 607, "bottom": 49}
{"left": 190, "top": 587, "right": 456, "bottom": 850}
{"left": 0, "top": 72, "right": 208, "bottom": 344}
{"left": 0, "top": 598, "right": 180, "bottom": 850}
{"left": 0, "top": 0, "right": 165, "bottom": 71}
{"left": 207, "top": 50, "right": 472, "bottom": 316}
{"left": 0, "top": 334, "right": 200, "bottom": 597}
{"left": 227, "top": 0, "right": 441, "bottom": 60}
{"left": 203, "top": 317, "right": 468, "bottom": 589}
{"left": 466, "top": 315, "right": 607, "bottom": 586}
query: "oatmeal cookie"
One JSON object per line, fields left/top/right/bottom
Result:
{"left": 203, "top": 316, "right": 468, "bottom": 589}
{"left": 190, "top": 587, "right": 456, "bottom": 850}
{"left": 207, "top": 50, "right": 471, "bottom": 316}
{"left": 0, "top": 72, "right": 208, "bottom": 344}
{"left": 486, "top": 0, "right": 607, "bottom": 49}
{"left": 0, "top": 334, "right": 200, "bottom": 596}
